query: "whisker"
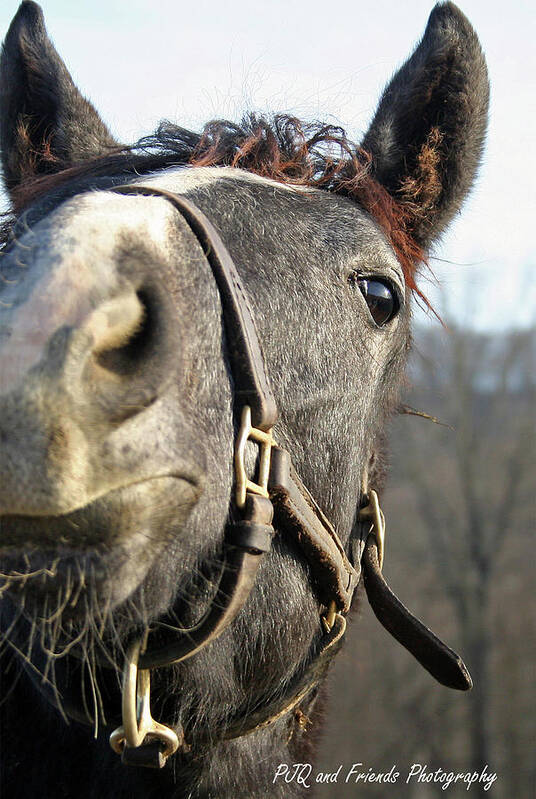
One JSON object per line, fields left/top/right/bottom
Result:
{"left": 40, "top": 623, "right": 88, "bottom": 660}
{"left": 0, "top": 636, "right": 56, "bottom": 690}
{"left": 0, "top": 653, "right": 25, "bottom": 708}
{"left": 70, "top": 562, "right": 86, "bottom": 608}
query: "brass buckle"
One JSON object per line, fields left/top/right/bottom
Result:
{"left": 322, "top": 600, "right": 338, "bottom": 633}
{"left": 234, "top": 406, "right": 275, "bottom": 509}
{"left": 358, "top": 489, "right": 386, "bottom": 570}
{"left": 110, "top": 639, "right": 181, "bottom": 763}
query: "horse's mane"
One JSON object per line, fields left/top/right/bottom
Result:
{"left": 4, "top": 114, "right": 428, "bottom": 300}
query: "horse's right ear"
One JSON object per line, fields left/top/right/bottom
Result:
{"left": 361, "top": 2, "right": 489, "bottom": 249}
{"left": 0, "top": 1, "right": 118, "bottom": 199}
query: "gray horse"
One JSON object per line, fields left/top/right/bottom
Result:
{"left": 0, "top": 2, "right": 488, "bottom": 797}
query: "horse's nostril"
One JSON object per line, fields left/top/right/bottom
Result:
{"left": 84, "top": 283, "right": 180, "bottom": 423}
{"left": 94, "top": 290, "right": 152, "bottom": 377}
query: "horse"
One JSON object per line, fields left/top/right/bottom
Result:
{"left": 0, "top": 2, "right": 488, "bottom": 796}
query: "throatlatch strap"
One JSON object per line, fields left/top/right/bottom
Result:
{"left": 361, "top": 535, "right": 472, "bottom": 691}
{"left": 219, "top": 613, "right": 346, "bottom": 741}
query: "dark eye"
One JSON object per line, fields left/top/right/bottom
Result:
{"left": 356, "top": 279, "right": 399, "bottom": 326}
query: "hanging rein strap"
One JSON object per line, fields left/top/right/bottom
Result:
{"left": 108, "top": 185, "right": 471, "bottom": 767}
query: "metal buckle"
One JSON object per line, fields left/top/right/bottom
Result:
{"left": 358, "top": 489, "right": 386, "bottom": 570}
{"left": 234, "top": 406, "right": 275, "bottom": 509}
{"left": 322, "top": 600, "right": 338, "bottom": 633}
{"left": 110, "top": 639, "right": 181, "bottom": 763}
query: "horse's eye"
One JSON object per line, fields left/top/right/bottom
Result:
{"left": 357, "top": 279, "right": 399, "bottom": 326}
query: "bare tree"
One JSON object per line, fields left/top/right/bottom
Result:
{"left": 402, "top": 323, "right": 535, "bottom": 797}
{"left": 316, "top": 324, "right": 535, "bottom": 799}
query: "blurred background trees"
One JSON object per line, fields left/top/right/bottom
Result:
{"left": 316, "top": 322, "right": 535, "bottom": 798}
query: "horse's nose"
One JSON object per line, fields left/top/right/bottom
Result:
{"left": 0, "top": 271, "right": 181, "bottom": 515}
{"left": 0, "top": 270, "right": 180, "bottom": 423}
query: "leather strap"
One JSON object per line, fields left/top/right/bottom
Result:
{"left": 268, "top": 446, "right": 359, "bottom": 613}
{"left": 267, "top": 441, "right": 471, "bottom": 690}
{"left": 361, "top": 535, "right": 472, "bottom": 690}
{"left": 219, "top": 612, "right": 346, "bottom": 740}
{"left": 112, "top": 185, "right": 278, "bottom": 431}
{"left": 139, "top": 495, "right": 275, "bottom": 670}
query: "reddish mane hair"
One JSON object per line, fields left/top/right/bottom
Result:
{"left": 8, "top": 115, "right": 429, "bottom": 304}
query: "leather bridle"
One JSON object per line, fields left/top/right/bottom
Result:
{"left": 104, "top": 185, "right": 472, "bottom": 768}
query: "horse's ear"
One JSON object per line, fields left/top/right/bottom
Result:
{"left": 0, "top": 1, "right": 118, "bottom": 198}
{"left": 361, "top": 2, "right": 489, "bottom": 248}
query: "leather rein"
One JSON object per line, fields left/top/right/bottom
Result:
{"left": 104, "top": 185, "right": 472, "bottom": 769}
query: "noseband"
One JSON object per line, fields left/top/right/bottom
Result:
{"left": 104, "top": 185, "right": 471, "bottom": 768}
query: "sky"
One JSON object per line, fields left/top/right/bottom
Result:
{"left": 0, "top": 0, "right": 534, "bottom": 330}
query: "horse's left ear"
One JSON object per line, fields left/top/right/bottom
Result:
{"left": 0, "top": 1, "right": 118, "bottom": 197}
{"left": 361, "top": 2, "right": 489, "bottom": 248}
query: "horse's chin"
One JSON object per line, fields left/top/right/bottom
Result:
{"left": 0, "top": 474, "right": 202, "bottom": 621}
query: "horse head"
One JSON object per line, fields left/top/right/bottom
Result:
{"left": 0, "top": 2, "right": 488, "bottom": 795}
